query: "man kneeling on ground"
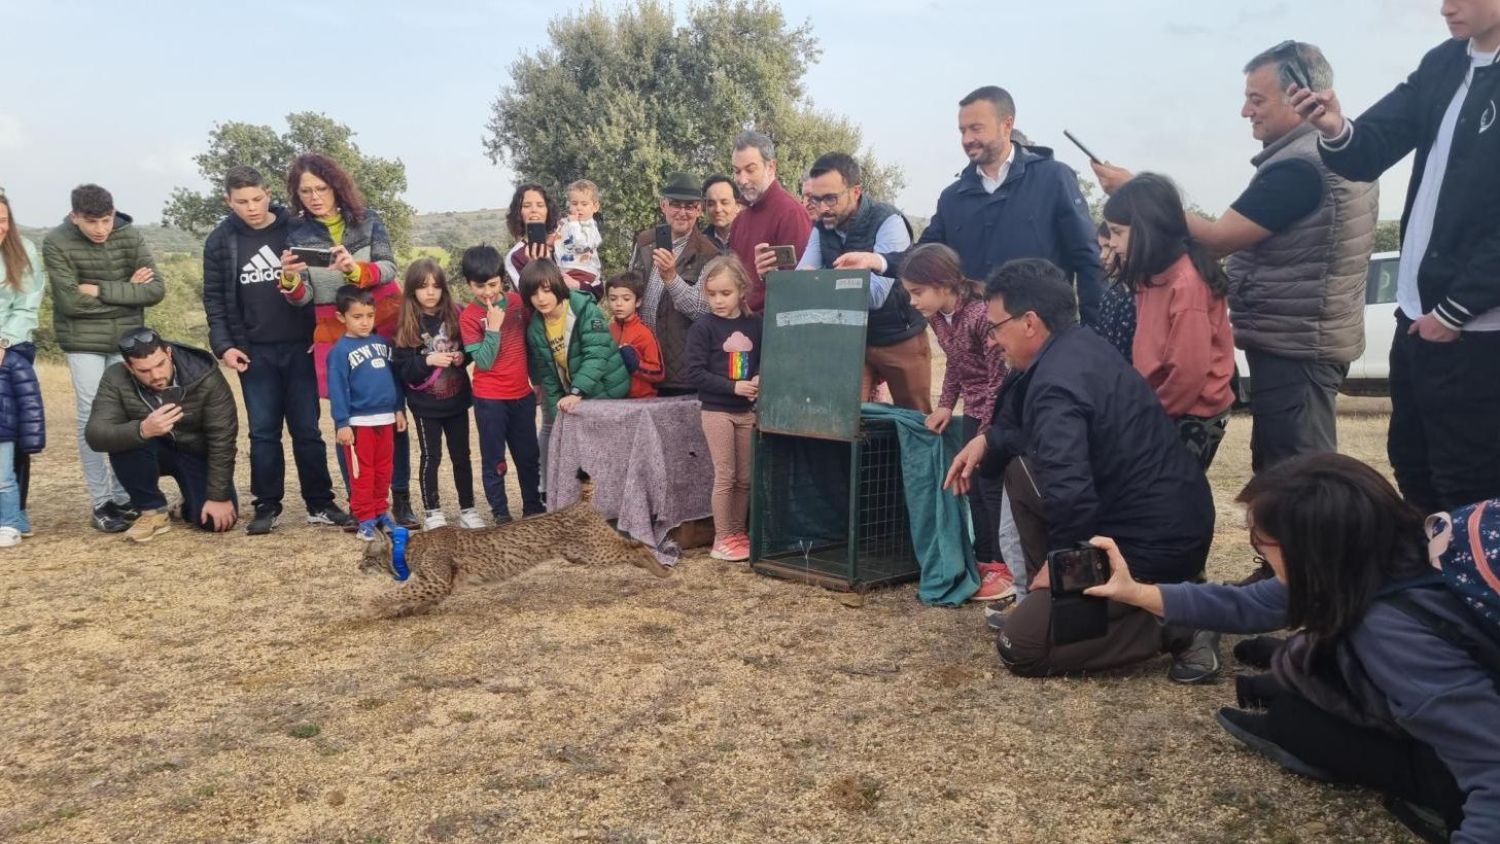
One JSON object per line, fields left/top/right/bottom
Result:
{"left": 85, "top": 328, "right": 239, "bottom": 541}
{"left": 945, "top": 259, "right": 1220, "bottom": 682}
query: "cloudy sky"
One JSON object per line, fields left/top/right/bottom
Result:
{"left": 0, "top": 0, "right": 1446, "bottom": 227}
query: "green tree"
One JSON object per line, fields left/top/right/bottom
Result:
{"left": 484, "top": 0, "right": 904, "bottom": 269}
{"left": 162, "top": 112, "right": 414, "bottom": 252}
{"left": 1374, "top": 220, "right": 1401, "bottom": 253}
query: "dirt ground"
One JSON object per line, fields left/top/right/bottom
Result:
{"left": 0, "top": 362, "right": 1416, "bottom": 843}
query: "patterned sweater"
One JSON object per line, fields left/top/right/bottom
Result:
{"left": 928, "top": 296, "right": 1007, "bottom": 427}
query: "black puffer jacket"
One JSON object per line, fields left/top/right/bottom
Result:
{"left": 0, "top": 343, "right": 44, "bottom": 454}
{"left": 84, "top": 343, "right": 239, "bottom": 501}
{"left": 202, "top": 205, "right": 312, "bottom": 356}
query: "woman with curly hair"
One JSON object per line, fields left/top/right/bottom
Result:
{"left": 503, "top": 183, "right": 558, "bottom": 290}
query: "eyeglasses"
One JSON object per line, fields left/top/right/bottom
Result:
{"left": 987, "top": 314, "right": 1021, "bottom": 336}
{"left": 1270, "top": 39, "right": 1314, "bottom": 90}
{"left": 665, "top": 200, "right": 701, "bottom": 211}
{"left": 118, "top": 326, "right": 163, "bottom": 356}
{"left": 297, "top": 185, "right": 333, "bottom": 198}
{"left": 805, "top": 191, "right": 848, "bottom": 208}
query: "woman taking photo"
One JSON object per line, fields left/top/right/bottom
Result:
{"left": 1101, "top": 173, "right": 1234, "bottom": 468}
{"left": 280, "top": 153, "right": 416, "bottom": 527}
{"left": 504, "top": 183, "right": 558, "bottom": 290}
{"left": 1088, "top": 453, "right": 1500, "bottom": 843}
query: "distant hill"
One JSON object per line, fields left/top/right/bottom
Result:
{"left": 20, "top": 222, "right": 204, "bottom": 257}
{"left": 410, "top": 208, "right": 510, "bottom": 251}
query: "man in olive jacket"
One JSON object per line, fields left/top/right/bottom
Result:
{"left": 85, "top": 329, "right": 239, "bottom": 542}
{"left": 43, "top": 184, "right": 165, "bottom": 533}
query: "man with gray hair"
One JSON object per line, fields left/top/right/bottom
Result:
{"left": 1094, "top": 42, "right": 1379, "bottom": 477}
{"left": 726, "top": 130, "right": 814, "bottom": 313}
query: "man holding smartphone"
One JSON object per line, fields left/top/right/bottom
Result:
{"left": 626, "top": 173, "right": 718, "bottom": 394}
{"left": 1091, "top": 42, "right": 1379, "bottom": 482}
{"left": 84, "top": 328, "right": 240, "bottom": 542}
{"left": 725, "top": 130, "right": 814, "bottom": 314}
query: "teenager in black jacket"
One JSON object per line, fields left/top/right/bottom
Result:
{"left": 1294, "top": 6, "right": 1500, "bottom": 512}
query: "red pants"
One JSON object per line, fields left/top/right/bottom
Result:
{"left": 348, "top": 424, "right": 395, "bottom": 522}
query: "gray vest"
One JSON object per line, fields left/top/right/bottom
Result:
{"left": 1226, "top": 123, "right": 1379, "bottom": 364}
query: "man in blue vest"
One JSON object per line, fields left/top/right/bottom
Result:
{"left": 779, "top": 152, "right": 932, "bottom": 412}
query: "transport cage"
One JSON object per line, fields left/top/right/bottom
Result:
{"left": 749, "top": 418, "right": 920, "bottom": 592}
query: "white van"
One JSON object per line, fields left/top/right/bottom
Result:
{"left": 1234, "top": 251, "right": 1400, "bottom": 401}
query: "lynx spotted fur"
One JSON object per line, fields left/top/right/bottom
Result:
{"left": 360, "top": 485, "right": 671, "bottom": 617}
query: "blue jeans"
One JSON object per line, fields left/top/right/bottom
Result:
{"left": 0, "top": 441, "right": 24, "bottom": 532}
{"left": 239, "top": 342, "right": 334, "bottom": 514}
{"left": 474, "top": 394, "right": 543, "bottom": 519}
{"left": 109, "top": 437, "right": 239, "bottom": 528}
{"left": 66, "top": 351, "right": 128, "bottom": 508}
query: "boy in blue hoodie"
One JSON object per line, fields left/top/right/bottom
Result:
{"left": 326, "top": 285, "right": 405, "bottom": 540}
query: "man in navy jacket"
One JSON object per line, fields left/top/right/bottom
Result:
{"left": 836, "top": 86, "right": 1104, "bottom": 325}
{"left": 1293, "top": 2, "right": 1500, "bottom": 513}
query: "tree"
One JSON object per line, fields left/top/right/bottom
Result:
{"left": 483, "top": 0, "right": 904, "bottom": 268}
{"left": 1374, "top": 220, "right": 1401, "bottom": 253}
{"left": 163, "top": 113, "right": 415, "bottom": 251}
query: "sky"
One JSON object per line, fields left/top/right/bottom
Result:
{"left": 0, "top": 0, "right": 1447, "bottom": 228}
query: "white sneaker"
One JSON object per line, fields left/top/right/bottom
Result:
{"left": 458, "top": 508, "right": 487, "bottom": 529}
{"left": 0, "top": 526, "right": 18, "bottom": 547}
{"left": 423, "top": 509, "right": 448, "bottom": 530}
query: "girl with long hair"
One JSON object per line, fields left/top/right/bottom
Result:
{"left": 0, "top": 190, "right": 45, "bottom": 546}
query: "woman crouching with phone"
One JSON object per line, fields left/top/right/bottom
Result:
{"left": 1088, "top": 453, "right": 1500, "bottom": 842}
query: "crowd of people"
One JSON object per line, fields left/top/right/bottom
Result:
{"left": 2, "top": 4, "right": 1499, "bottom": 838}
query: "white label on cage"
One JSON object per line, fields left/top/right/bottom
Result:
{"left": 834, "top": 277, "right": 863, "bottom": 290}
{"left": 775, "top": 309, "right": 868, "bottom": 328}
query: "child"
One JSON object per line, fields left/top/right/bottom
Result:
{"left": 897, "top": 243, "right": 1011, "bottom": 601}
{"left": 1102, "top": 173, "right": 1235, "bottom": 468}
{"left": 605, "top": 271, "right": 665, "bottom": 398}
{"left": 0, "top": 190, "right": 45, "bottom": 547}
{"left": 682, "top": 255, "right": 761, "bottom": 562}
{"left": 392, "top": 258, "right": 483, "bottom": 530}
{"left": 504, "top": 184, "right": 558, "bottom": 290}
{"left": 459, "top": 245, "right": 543, "bottom": 522}
{"left": 326, "top": 285, "right": 405, "bottom": 540}
{"left": 1093, "top": 218, "right": 1137, "bottom": 362}
{"left": 556, "top": 179, "right": 604, "bottom": 297}
{"left": 521, "top": 259, "right": 630, "bottom": 492}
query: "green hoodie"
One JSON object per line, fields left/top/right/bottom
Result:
{"left": 43, "top": 212, "right": 164, "bottom": 354}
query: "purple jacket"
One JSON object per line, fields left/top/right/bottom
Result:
{"left": 928, "top": 296, "right": 1006, "bottom": 427}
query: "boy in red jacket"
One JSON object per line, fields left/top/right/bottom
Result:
{"left": 605, "top": 271, "right": 664, "bottom": 398}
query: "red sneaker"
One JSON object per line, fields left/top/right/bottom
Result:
{"left": 973, "top": 562, "right": 1016, "bottom": 602}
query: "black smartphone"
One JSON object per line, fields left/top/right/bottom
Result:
{"left": 654, "top": 224, "right": 673, "bottom": 252}
{"left": 289, "top": 246, "right": 333, "bottom": 268}
{"left": 1063, "top": 130, "right": 1102, "bottom": 165}
{"left": 1048, "top": 545, "right": 1110, "bottom": 594}
{"left": 525, "top": 222, "right": 548, "bottom": 244}
{"left": 770, "top": 244, "right": 798, "bottom": 271}
{"left": 159, "top": 385, "right": 185, "bottom": 406}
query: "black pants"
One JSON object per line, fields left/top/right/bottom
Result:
{"left": 238, "top": 341, "right": 335, "bottom": 514}
{"left": 964, "top": 416, "right": 1001, "bottom": 562}
{"left": 1389, "top": 317, "right": 1500, "bottom": 513}
{"left": 1245, "top": 350, "right": 1346, "bottom": 474}
{"left": 474, "top": 395, "right": 543, "bottom": 519}
{"left": 412, "top": 412, "right": 475, "bottom": 511}
{"left": 109, "top": 438, "right": 238, "bottom": 528}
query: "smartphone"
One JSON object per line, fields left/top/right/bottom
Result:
{"left": 289, "top": 246, "right": 333, "bottom": 268}
{"left": 1284, "top": 58, "right": 1312, "bottom": 92}
{"left": 654, "top": 224, "right": 673, "bottom": 252}
{"left": 525, "top": 221, "right": 548, "bottom": 244}
{"left": 1063, "top": 130, "right": 1102, "bottom": 165}
{"left": 1047, "top": 545, "right": 1110, "bottom": 594}
{"left": 770, "top": 245, "right": 798, "bottom": 271}
{"left": 159, "top": 385, "right": 186, "bottom": 406}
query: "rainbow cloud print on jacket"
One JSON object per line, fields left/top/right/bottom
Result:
{"left": 723, "top": 331, "right": 754, "bottom": 379}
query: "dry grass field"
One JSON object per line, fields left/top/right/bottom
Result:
{"left": 0, "top": 362, "right": 1415, "bottom": 843}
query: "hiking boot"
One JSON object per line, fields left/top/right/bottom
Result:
{"left": 0, "top": 527, "right": 19, "bottom": 548}
{"left": 108, "top": 500, "right": 141, "bottom": 522}
{"left": 457, "top": 508, "right": 486, "bottom": 529}
{"left": 1215, "top": 707, "right": 1333, "bottom": 781}
{"left": 123, "top": 509, "right": 172, "bottom": 543}
{"left": 1168, "top": 629, "right": 1222, "bottom": 684}
{"left": 246, "top": 505, "right": 281, "bottom": 536}
{"left": 973, "top": 562, "right": 1017, "bottom": 602}
{"left": 91, "top": 504, "right": 130, "bottom": 534}
{"left": 306, "top": 503, "right": 353, "bottom": 527}
{"left": 391, "top": 491, "right": 419, "bottom": 528}
{"left": 1232, "top": 635, "right": 1286, "bottom": 669}
{"left": 424, "top": 509, "right": 448, "bottom": 530}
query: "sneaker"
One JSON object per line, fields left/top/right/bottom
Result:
{"left": 458, "top": 508, "right": 486, "bottom": 529}
{"left": 984, "top": 601, "right": 1015, "bottom": 632}
{"left": 306, "top": 503, "right": 354, "bottom": 527}
{"left": 1215, "top": 707, "right": 1333, "bottom": 781}
{"left": 108, "top": 500, "right": 141, "bottom": 522}
{"left": 424, "top": 509, "right": 448, "bottom": 530}
{"left": 0, "top": 527, "right": 19, "bottom": 548}
{"left": 493, "top": 512, "right": 514, "bottom": 526}
{"left": 973, "top": 562, "right": 1017, "bottom": 602}
{"left": 123, "top": 509, "right": 172, "bottom": 543}
{"left": 710, "top": 537, "right": 748, "bottom": 562}
{"left": 246, "top": 506, "right": 281, "bottom": 536}
{"left": 355, "top": 520, "right": 377, "bottom": 542}
{"left": 91, "top": 504, "right": 130, "bottom": 534}
{"left": 390, "top": 491, "right": 419, "bottom": 529}
{"left": 1168, "top": 629, "right": 1223, "bottom": 684}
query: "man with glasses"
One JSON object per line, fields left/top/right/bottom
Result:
{"left": 944, "top": 259, "right": 1219, "bottom": 682}
{"left": 84, "top": 328, "right": 239, "bottom": 543}
{"left": 626, "top": 173, "right": 719, "bottom": 395}
{"left": 43, "top": 183, "right": 165, "bottom": 533}
{"left": 784, "top": 152, "right": 931, "bottom": 412}
{"left": 1092, "top": 42, "right": 1379, "bottom": 480}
